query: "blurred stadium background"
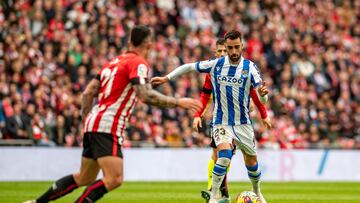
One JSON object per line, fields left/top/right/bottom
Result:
{"left": 0, "top": 0, "right": 359, "bottom": 202}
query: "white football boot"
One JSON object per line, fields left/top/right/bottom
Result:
{"left": 209, "top": 198, "right": 218, "bottom": 203}
{"left": 217, "top": 196, "right": 231, "bottom": 203}
{"left": 256, "top": 191, "right": 267, "bottom": 203}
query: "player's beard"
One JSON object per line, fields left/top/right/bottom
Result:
{"left": 229, "top": 54, "right": 241, "bottom": 64}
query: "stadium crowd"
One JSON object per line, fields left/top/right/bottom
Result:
{"left": 0, "top": 0, "right": 359, "bottom": 149}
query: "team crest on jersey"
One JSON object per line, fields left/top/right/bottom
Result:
{"left": 241, "top": 69, "right": 248, "bottom": 76}
{"left": 216, "top": 66, "right": 221, "bottom": 71}
{"left": 137, "top": 64, "right": 147, "bottom": 78}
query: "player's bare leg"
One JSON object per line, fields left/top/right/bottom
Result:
{"left": 25, "top": 157, "right": 100, "bottom": 203}
{"left": 75, "top": 156, "right": 123, "bottom": 203}
{"left": 209, "top": 143, "right": 233, "bottom": 203}
{"left": 73, "top": 157, "right": 101, "bottom": 186}
{"left": 242, "top": 150, "right": 266, "bottom": 203}
{"left": 97, "top": 156, "right": 124, "bottom": 190}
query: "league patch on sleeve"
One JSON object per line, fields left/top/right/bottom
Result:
{"left": 137, "top": 64, "right": 148, "bottom": 78}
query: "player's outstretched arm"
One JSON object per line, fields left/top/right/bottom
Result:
{"left": 81, "top": 78, "right": 101, "bottom": 118}
{"left": 151, "top": 63, "right": 197, "bottom": 86}
{"left": 192, "top": 92, "right": 211, "bottom": 131}
{"left": 193, "top": 74, "right": 212, "bottom": 132}
{"left": 250, "top": 88, "right": 272, "bottom": 129}
{"left": 250, "top": 87, "right": 267, "bottom": 119}
{"left": 133, "top": 83, "right": 202, "bottom": 112}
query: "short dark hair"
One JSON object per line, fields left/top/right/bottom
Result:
{"left": 224, "top": 30, "right": 242, "bottom": 41}
{"left": 130, "top": 25, "right": 151, "bottom": 47}
{"left": 216, "top": 38, "right": 226, "bottom": 45}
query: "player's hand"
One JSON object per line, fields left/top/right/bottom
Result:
{"left": 177, "top": 98, "right": 202, "bottom": 114}
{"left": 192, "top": 117, "right": 202, "bottom": 132}
{"left": 261, "top": 117, "right": 272, "bottom": 129}
{"left": 258, "top": 82, "right": 269, "bottom": 97}
{"left": 150, "top": 76, "right": 169, "bottom": 87}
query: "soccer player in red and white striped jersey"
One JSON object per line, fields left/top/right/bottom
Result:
{"left": 26, "top": 25, "right": 202, "bottom": 203}
{"left": 83, "top": 45, "right": 151, "bottom": 145}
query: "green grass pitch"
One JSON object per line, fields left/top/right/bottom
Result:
{"left": 0, "top": 181, "right": 359, "bottom": 203}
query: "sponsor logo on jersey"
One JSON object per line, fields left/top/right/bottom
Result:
{"left": 217, "top": 75, "right": 243, "bottom": 86}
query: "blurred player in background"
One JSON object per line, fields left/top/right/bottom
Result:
{"left": 152, "top": 30, "right": 269, "bottom": 203}
{"left": 192, "top": 39, "right": 271, "bottom": 203}
{"left": 23, "top": 25, "right": 202, "bottom": 203}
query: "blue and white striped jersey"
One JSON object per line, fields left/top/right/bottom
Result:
{"left": 195, "top": 56, "right": 262, "bottom": 126}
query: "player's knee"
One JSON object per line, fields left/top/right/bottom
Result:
{"left": 244, "top": 155, "right": 257, "bottom": 167}
{"left": 73, "top": 173, "right": 96, "bottom": 186}
{"left": 246, "top": 160, "right": 257, "bottom": 167}
{"left": 111, "top": 176, "right": 123, "bottom": 188}
{"left": 105, "top": 174, "right": 123, "bottom": 189}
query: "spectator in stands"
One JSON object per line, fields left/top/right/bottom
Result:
{"left": 32, "top": 113, "right": 55, "bottom": 147}
{"left": 5, "top": 103, "right": 28, "bottom": 139}
{"left": 50, "top": 115, "right": 67, "bottom": 146}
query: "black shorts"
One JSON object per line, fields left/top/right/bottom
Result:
{"left": 82, "top": 132, "right": 123, "bottom": 159}
{"left": 208, "top": 126, "right": 216, "bottom": 148}
{"left": 210, "top": 134, "right": 217, "bottom": 148}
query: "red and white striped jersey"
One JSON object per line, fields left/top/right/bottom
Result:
{"left": 84, "top": 52, "right": 149, "bottom": 138}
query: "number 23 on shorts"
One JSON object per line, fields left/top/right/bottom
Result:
{"left": 213, "top": 126, "right": 226, "bottom": 144}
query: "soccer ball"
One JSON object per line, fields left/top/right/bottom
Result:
{"left": 236, "top": 191, "right": 260, "bottom": 203}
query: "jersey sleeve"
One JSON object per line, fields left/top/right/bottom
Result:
{"left": 129, "top": 58, "right": 150, "bottom": 85}
{"left": 250, "top": 63, "right": 262, "bottom": 88}
{"left": 193, "top": 91, "right": 211, "bottom": 117}
{"left": 250, "top": 87, "right": 268, "bottom": 119}
{"left": 195, "top": 58, "right": 218, "bottom": 73}
{"left": 202, "top": 74, "right": 212, "bottom": 91}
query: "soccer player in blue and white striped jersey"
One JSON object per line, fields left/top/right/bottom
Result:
{"left": 152, "top": 30, "right": 268, "bottom": 203}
